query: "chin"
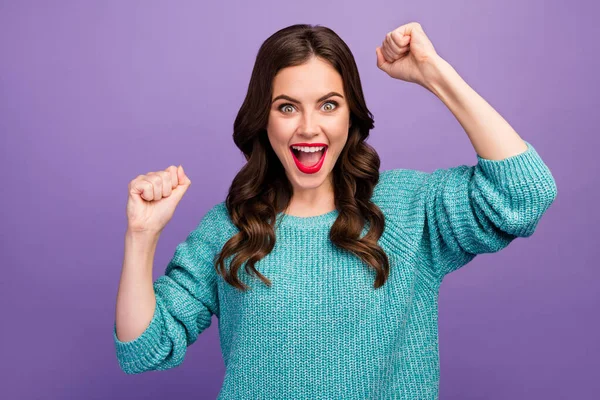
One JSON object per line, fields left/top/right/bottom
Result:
{"left": 287, "top": 168, "right": 331, "bottom": 188}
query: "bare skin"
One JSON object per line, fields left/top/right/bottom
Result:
{"left": 266, "top": 57, "right": 351, "bottom": 217}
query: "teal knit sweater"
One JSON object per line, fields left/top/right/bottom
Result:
{"left": 113, "top": 141, "right": 557, "bottom": 399}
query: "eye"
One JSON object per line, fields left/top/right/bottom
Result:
{"left": 278, "top": 101, "right": 339, "bottom": 114}
{"left": 322, "top": 101, "right": 338, "bottom": 111}
{"left": 279, "top": 103, "right": 295, "bottom": 113}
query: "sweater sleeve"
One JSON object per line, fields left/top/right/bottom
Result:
{"left": 112, "top": 206, "right": 221, "bottom": 374}
{"left": 420, "top": 140, "right": 557, "bottom": 278}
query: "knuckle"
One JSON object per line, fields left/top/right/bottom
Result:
{"left": 161, "top": 171, "right": 172, "bottom": 186}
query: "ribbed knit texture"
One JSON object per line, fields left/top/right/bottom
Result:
{"left": 113, "top": 141, "right": 557, "bottom": 399}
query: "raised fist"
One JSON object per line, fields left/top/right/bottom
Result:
{"left": 126, "top": 165, "right": 191, "bottom": 235}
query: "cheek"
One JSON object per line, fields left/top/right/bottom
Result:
{"left": 324, "top": 119, "right": 350, "bottom": 144}
{"left": 267, "top": 115, "right": 294, "bottom": 138}
{"left": 324, "top": 113, "right": 350, "bottom": 130}
{"left": 266, "top": 126, "right": 291, "bottom": 162}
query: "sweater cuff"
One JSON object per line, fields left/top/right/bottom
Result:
{"left": 113, "top": 304, "right": 165, "bottom": 373}
{"left": 476, "top": 140, "right": 556, "bottom": 189}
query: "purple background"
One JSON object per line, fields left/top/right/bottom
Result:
{"left": 1, "top": 1, "right": 597, "bottom": 399}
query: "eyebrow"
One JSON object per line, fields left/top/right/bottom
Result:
{"left": 271, "top": 91, "right": 344, "bottom": 105}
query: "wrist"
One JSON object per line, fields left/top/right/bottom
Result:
{"left": 125, "top": 228, "right": 161, "bottom": 246}
{"left": 421, "top": 55, "right": 456, "bottom": 94}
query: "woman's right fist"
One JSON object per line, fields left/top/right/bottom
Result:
{"left": 126, "top": 165, "right": 191, "bottom": 235}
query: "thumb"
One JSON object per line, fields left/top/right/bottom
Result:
{"left": 177, "top": 165, "right": 191, "bottom": 186}
{"left": 170, "top": 165, "right": 191, "bottom": 202}
{"left": 375, "top": 47, "right": 389, "bottom": 72}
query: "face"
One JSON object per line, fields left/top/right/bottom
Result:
{"left": 266, "top": 56, "right": 351, "bottom": 196}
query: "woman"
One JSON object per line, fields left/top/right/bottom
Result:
{"left": 114, "top": 23, "right": 557, "bottom": 399}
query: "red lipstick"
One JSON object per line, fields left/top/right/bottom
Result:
{"left": 289, "top": 143, "right": 328, "bottom": 174}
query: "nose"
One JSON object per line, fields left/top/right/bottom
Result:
{"left": 297, "top": 110, "right": 321, "bottom": 138}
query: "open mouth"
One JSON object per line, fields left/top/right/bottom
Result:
{"left": 289, "top": 145, "right": 328, "bottom": 174}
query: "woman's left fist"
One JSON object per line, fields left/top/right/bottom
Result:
{"left": 376, "top": 22, "right": 439, "bottom": 87}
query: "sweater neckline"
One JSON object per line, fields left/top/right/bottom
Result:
{"left": 275, "top": 208, "right": 339, "bottom": 229}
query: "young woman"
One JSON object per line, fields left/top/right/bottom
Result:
{"left": 114, "top": 22, "right": 557, "bottom": 399}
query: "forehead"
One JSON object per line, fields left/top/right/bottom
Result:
{"left": 271, "top": 57, "right": 344, "bottom": 98}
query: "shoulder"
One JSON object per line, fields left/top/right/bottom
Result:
{"left": 203, "top": 200, "right": 229, "bottom": 222}
{"left": 370, "top": 168, "right": 424, "bottom": 222}
{"left": 374, "top": 165, "right": 473, "bottom": 203}
{"left": 197, "top": 201, "right": 231, "bottom": 228}
{"left": 195, "top": 201, "right": 238, "bottom": 242}
{"left": 368, "top": 168, "right": 433, "bottom": 251}
{"left": 371, "top": 167, "right": 451, "bottom": 239}
{"left": 377, "top": 168, "right": 429, "bottom": 188}
{"left": 373, "top": 168, "right": 430, "bottom": 208}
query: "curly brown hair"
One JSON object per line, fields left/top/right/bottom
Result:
{"left": 216, "top": 23, "right": 391, "bottom": 291}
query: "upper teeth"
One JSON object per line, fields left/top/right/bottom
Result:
{"left": 291, "top": 146, "right": 325, "bottom": 153}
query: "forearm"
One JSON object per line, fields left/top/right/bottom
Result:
{"left": 115, "top": 229, "right": 159, "bottom": 342}
{"left": 423, "top": 55, "right": 528, "bottom": 160}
